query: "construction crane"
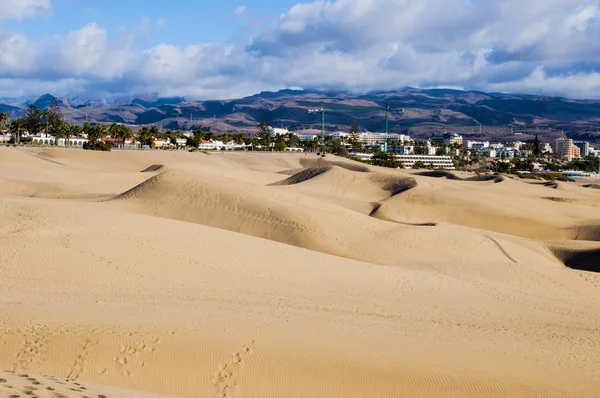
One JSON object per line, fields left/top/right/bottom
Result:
{"left": 308, "top": 104, "right": 403, "bottom": 153}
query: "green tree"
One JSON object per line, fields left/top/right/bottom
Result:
{"left": 257, "top": 116, "right": 271, "bottom": 150}
{"left": 68, "top": 124, "right": 82, "bottom": 146}
{"left": 412, "top": 161, "right": 426, "bottom": 170}
{"left": 137, "top": 127, "right": 148, "bottom": 148}
{"left": 109, "top": 122, "right": 121, "bottom": 139}
{"left": 119, "top": 125, "right": 133, "bottom": 148}
{"left": 87, "top": 125, "right": 106, "bottom": 143}
{"left": 82, "top": 122, "right": 92, "bottom": 136}
{"left": 233, "top": 134, "right": 244, "bottom": 145}
{"left": 533, "top": 135, "right": 541, "bottom": 156}
{"left": 0, "top": 112, "right": 8, "bottom": 130}
{"left": 148, "top": 125, "right": 160, "bottom": 138}
{"left": 9, "top": 118, "right": 24, "bottom": 144}
{"left": 348, "top": 122, "right": 363, "bottom": 152}
{"left": 371, "top": 151, "right": 399, "bottom": 168}
{"left": 305, "top": 137, "right": 318, "bottom": 152}
{"left": 274, "top": 132, "right": 286, "bottom": 151}
{"left": 48, "top": 120, "right": 69, "bottom": 145}
{"left": 203, "top": 131, "right": 214, "bottom": 141}
{"left": 24, "top": 105, "right": 42, "bottom": 135}
{"left": 286, "top": 132, "right": 298, "bottom": 148}
{"left": 37, "top": 108, "right": 47, "bottom": 134}
{"left": 137, "top": 127, "right": 154, "bottom": 148}
{"left": 332, "top": 139, "right": 348, "bottom": 157}
{"left": 46, "top": 97, "right": 63, "bottom": 133}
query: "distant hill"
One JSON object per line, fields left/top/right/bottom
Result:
{"left": 2, "top": 88, "right": 600, "bottom": 143}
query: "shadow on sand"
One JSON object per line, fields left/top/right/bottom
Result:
{"left": 552, "top": 248, "right": 600, "bottom": 273}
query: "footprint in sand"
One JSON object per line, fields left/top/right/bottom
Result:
{"left": 211, "top": 341, "right": 255, "bottom": 397}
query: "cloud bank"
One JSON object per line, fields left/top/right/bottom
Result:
{"left": 1, "top": 0, "right": 600, "bottom": 99}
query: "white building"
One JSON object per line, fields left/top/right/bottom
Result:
{"left": 574, "top": 141, "right": 590, "bottom": 157}
{"left": 359, "top": 133, "right": 409, "bottom": 145}
{"left": 430, "top": 132, "right": 463, "bottom": 146}
{"left": 394, "top": 146, "right": 414, "bottom": 155}
{"left": 483, "top": 148, "right": 497, "bottom": 158}
{"left": 397, "top": 155, "right": 455, "bottom": 169}
{"left": 269, "top": 127, "right": 289, "bottom": 136}
{"left": 32, "top": 137, "right": 88, "bottom": 146}
{"left": 496, "top": 149, "right": 516, "bottom": 158}
{"left": 350, "top": 153, "right": 455, "bottom": 169}
{"left": 153, "top": 139, "right": 169, "bottom": 148}
{"left": 466, "top": 141, "right": 490, "bottom": 150}
{"left": 328, "top": 132, "right": 350, "bottom": 140}
{"left": 297, "top": 134, "right": 318, "bottom": 141}
{"left": 420, "top": 142, "right": 437, "bottom": 155}
{"left": 555, "top": 138, "right": 581, "bottom": 161}
{"left": 284, "top": 147, "right": 304, "bottom": 152}
{"left": 199, "top": 139, "right": 246, "bottom": 150}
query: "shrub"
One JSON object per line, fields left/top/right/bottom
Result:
{"left": 83, "top": 141, "right": 111, "bottom": 151}
{"left": 371, "top": 152, "right": 400, "bottom": 168}
{"left": 412, "top": 161, "right": 426, "bottom": 169}
{"left": 556, "top": 176, "right": 573, "bottom": 182}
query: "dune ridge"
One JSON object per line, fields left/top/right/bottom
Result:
{"left": 2, "top": 147, "right": 600, "bottom": 398}
{"left": 415, "top": 170, "right": 505, "bottom": 183}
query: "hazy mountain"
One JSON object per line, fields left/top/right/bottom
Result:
{"left": 3, "top": 89, "right": 600, "bottom": 143}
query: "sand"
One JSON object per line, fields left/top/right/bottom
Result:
{"left": 1, "top": 147, "right": 600, "bottom": 398}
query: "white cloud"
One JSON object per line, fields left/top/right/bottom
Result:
{"left": 157, "top": 18, "right": 167, "bottom": 26}
{"left": 3, "top": 0, "right": 600, "bottom": 99}
{"left": 235, "top": 6, "right": 246, "bottom": 16}
{"left": 488, "top": 66, "right": 600, "bottom": 99}
{"left": 0, "top": 31, "right": 36, "bottom": 73}
{"left": 0, "top": 0, "right": 51, "bottom": 21}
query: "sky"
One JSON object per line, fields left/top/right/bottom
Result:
{"left": 1, "top": 0, "right": 600, "bottom": 100}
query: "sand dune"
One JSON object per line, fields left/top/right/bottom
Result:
{"left": 102, "top": 166, "right": 557, "bottom": 266}
{"left": 2, "top": 146, "right": 600, "bottom": 398}
{"left": 415, "top": 169, "right": 505, "bottom": 183}
{"left": 373, "top": 173, "right": 600, "bottom": 240}
{"left": 0, "top": 370, "right": 174, "bottom": 398}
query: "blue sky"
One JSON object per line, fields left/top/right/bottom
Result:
{"left": 3, "top": 0, "right": 299, "bottom": 46}
{"left": 1, "top": 0, "right": 600, "bottom": 99}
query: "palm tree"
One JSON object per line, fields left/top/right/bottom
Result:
{"left": 9, "top": 118, "right": 23, "bottom": 144}
{"left": 148, "top": 125, "right": 160, "bottom": 138}
{"left": 233, "top": 134, "right": 244, "bottom": 145}
{"left": 88, "top": 125, "right": 107, "bottom": 143}
{"left": 82, "top": 122, "right": 91, "bottom": 137}
{"left": 109, "top": 122, "right": 121, "bottom": 139}
{"left": 35, "top": 109, "right": 47, "bottom": 136}
{"left": 0, "top": 112, "right": 8, "bottom": 130}
{"left": 68, "top": 124, "right": 82, "bottom": 146}
{"left": 97, "top": 124, "right": 108, "bottom": 141}
{"left": 119, "top": 126, "right": 133, "bottom": 148}
{"left": 51, "top": 121, "right": 68, "bottom": 146}
{"left": 137, "top": 127, "right": 149, "bottom": 149}
{"left": 87, "top": 126, "right": 100, "bottom": 143}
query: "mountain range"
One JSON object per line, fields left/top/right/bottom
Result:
{"left": 2, "top": 88, "right": 600, "bottom": 143}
